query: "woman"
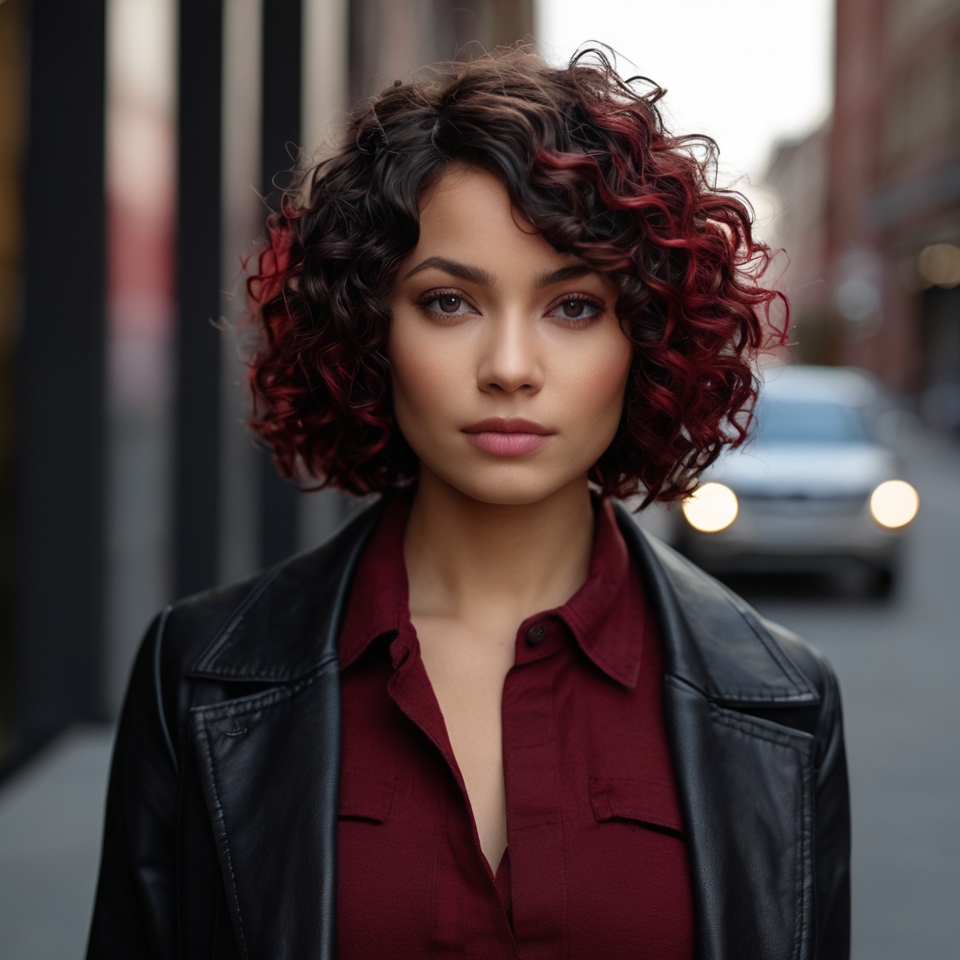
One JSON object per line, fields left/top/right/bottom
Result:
{"left": 88, "top": 48, "right": 850, "bottom": 960}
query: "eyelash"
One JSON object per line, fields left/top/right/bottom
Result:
{"left": 417, "top": 288, "right": 479, "bottom": 319}
{"left": 416, "top": 289, "right": 605, "bottom": 325}
{"left": 547, "top": 293, "right": 605, "bottom": 325}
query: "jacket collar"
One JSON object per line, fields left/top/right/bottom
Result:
{"left": 187, "top": 498, "right": 388, "bottom": 682}
{"left": 612, "top": 504, "right": 819, "bottom": 706}
{"left": 188, "top": 497, "right": 818, "bottom": 706}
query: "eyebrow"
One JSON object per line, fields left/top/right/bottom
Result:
{"left": 532, "top": 264, "right": 597, "bottom": 288}
{"left": 402, "top": 256, "right": 599, "bottom": 289}
{"left": 402, "top": 257, "right": 494, "bottom": 286}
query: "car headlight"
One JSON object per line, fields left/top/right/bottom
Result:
{"left": 682, "top": 482, "right": 739, "bottom": 533}
{"left": 869, "top": 479, "right": 919, "bottom": 529}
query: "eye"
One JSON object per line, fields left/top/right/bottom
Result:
{"left": 420, "top": 292, "right": 477, "bottom": 318}
{"left": 548, "top": 297, "right": 603, "bottom": 323}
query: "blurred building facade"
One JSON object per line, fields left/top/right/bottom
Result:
{"left": 350, "top": 0, "right": 532, "bottom": 100}
{"left": 0, "top": 0, "right": 25, "bottom": 763}
{"left": 4, "top": 0, "right": 535, "bottom": 771}
{"left": 767, "top": 0, "right": 960, "bottom": 429}
{"left": 765, "top": 125, "right": 833, "bottom": 364}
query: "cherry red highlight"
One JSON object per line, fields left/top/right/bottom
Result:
{"left": 246, "top": 47, "right": 786, "bottom": 502}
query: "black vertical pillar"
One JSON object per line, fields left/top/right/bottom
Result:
{"left": 174, "top": 0, "right": 224, "bottom": 597}
{"left": 15, "top": 0, "right": 108, "bottom": 757}
{"left": 259, "top": 0, "right": 302, "bottom": 567}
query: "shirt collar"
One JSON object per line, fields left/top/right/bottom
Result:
{"left": 338, "top": 493, "right": 413, "bottom": 671}
{"left": 338, "top": 493, "right": 645, "bottom": 688}
{"left": 550, "top": 498, "right": 645, "bottom": 688}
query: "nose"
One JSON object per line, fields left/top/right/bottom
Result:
{"left": 476, "top": 311, "right": 544, "bottom": 395}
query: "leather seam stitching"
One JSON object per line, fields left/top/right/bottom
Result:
{"left": 716, "top": 691, "right": 816, "bottom": 704}
{"left": 813, "top": 663, "right": 836, "bottom": 771}
{"left": 192, "top": 667, "right": 311, "bottom": 681}
{"left": 797, "top": 747, "right": 811, "bottom": 960}
{"left": 666, "top": 672, "right": 814, "bottom": 707}
{"left": 196, "top": 718, "right": 249, "bottom": 960}
{"left": 791, "top": 740, "right": 804, "bottom": 960}
{"left": 153, "top": 605, "right": 178, "bottom": 776}
{"left": 189, "top": 663, "right": 331, "bottom": 722}
{"left": 710, "top": 705, "right": 812, "bottom": 751}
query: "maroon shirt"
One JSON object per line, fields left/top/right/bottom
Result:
{"left": 337, "top": 495, "right": 694, "bottom": 959}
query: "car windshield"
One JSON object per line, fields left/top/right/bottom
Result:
{"left": 754, "top": 398, "right": 871, "bottom": 444}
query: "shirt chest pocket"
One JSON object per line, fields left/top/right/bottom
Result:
{"left": 589, "top": 776, "right": 685, "bottom": 836}
{"left": 338, "top": 770, "right": 397, "bottom": 823}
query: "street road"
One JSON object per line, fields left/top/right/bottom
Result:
{"left": 735, "top": 436, "right": 960, "bottom": 959}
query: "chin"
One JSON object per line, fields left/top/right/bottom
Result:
{"left": 427, "top": 459, "right": 588, "bottom": 507}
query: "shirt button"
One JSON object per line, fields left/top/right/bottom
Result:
{"left": 526, "top": 625, "right": 547, "bottom": 646}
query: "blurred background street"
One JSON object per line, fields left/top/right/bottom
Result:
{"left": 1, "top": 0, "right": 959, "bottom": 955}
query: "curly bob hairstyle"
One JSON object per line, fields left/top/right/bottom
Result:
{"left": 247, "top": 46, "right": 786, "bottom": 503}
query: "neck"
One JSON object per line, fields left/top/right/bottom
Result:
{"left": 404, "top": 467, "right": 596, "bottom": 630}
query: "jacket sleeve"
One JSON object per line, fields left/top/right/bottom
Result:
{"left": 811, "top": 651, "right": 851, "bottom": 960}
{"left": 86, "top": 609, "right": 179, "bottom": 960}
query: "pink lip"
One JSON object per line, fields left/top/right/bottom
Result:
{"left": 462, "top": 418, "right": 554, "bottom": 457}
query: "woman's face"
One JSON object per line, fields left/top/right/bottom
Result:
{"left": 389, "top": 164, "right": 633, "bottom": 505}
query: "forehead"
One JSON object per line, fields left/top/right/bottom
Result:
{"left": 414, "top": 164, "right": 573, "bottom": 266}
{"left": 420, "top": 164, "right": 517, "bottom": 215}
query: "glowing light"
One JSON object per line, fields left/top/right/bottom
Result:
{"left": 918, "top": 244, "right": 960, "bottom": 288}
{"left": 682, "top": 482, "right": 739, "bottom": 533}
{"left": 869, "top": 480, "right": 919, "bottom": 529}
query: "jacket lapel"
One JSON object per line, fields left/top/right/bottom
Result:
{"left": 191, "top": 668, "right": 341, "bottom": 960}
{"left": 662, "top": 676, "right": 815, "bottom": 960}
{"left": 187, "top": 502, "right": 385, "bottom": 960}
{"left": 616, "top": 506, "right": 819, "bottom": 960}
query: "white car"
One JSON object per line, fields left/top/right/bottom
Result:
{"left": 669, "top": 365, "right": 919, "bottom": 597}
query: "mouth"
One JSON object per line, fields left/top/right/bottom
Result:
{"left": 461, "top": 418, "right": 554, "bottom": 457}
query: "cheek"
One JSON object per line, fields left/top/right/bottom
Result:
{"left": 389, "top": 318, "right": 465, "bottom": 425}
{"left": 562, "top": 332, "right": 633, "bottom": 428}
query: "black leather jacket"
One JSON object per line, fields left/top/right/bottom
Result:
{"left": 87, "top": 500, "right": 850, "bottom": 960}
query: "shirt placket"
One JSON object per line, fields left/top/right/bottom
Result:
{"left": 502, "top": 617, "right": 568, "bottom": 960}
{"left": 385, "top": 628, "right": 519, "bottom": 959}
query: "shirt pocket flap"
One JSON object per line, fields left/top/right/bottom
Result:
{"left": 338, "top": 771, "right": 397, "bottom": 823}
{"left": 589, "top": 776, "right": 684, "bottom": 836}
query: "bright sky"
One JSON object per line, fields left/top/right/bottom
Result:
{"left": 537, "top": 0, "right": 835, "bottom": 187}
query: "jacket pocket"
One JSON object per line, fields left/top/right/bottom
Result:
{"left": 589, "top": 776, "right": 684, "bottom": 836}
{"left": 338, "top": 771, "right": 397, "bottom": 823}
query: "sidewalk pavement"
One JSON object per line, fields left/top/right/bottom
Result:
{"left": 0, "top": 725, "right": 114, "bottom": 960}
